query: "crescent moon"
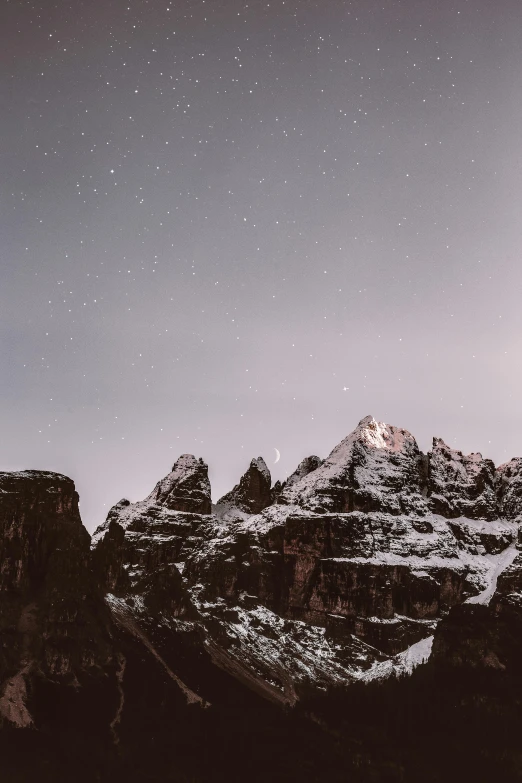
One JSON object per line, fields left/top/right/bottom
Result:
{"left": 274, "top": 448, "right": 281, "bottom": 464}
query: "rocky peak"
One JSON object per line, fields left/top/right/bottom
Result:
{"left": 216, "top": 456, "right": 272, "bottom": 515}
{"left": 251, "top": 456, "right": 270, "bottom": 483}
{"left": 356, "top": 414, "right": 411, "bottom": 451}
{"left": 279, "top": 416, "right": 428, "bottom": 515}
{"left": 146, "top": 454, "right": 211, "bottom": 514}
{"left": 282, "top": 455, "right": 323, "bottom": 490}
{"left": 496, "top": 458, "right": 522, "bottom": 521}
{"left": 427, "top": 438, "right": 497, "bottom": 520}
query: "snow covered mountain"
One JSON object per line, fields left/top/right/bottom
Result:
{"left": 2, "top": 415, "right": 522, "bottom": 781}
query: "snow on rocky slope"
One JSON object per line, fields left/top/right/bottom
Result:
{"left": 278, "top": 415, "right": 429, "bottom": 516}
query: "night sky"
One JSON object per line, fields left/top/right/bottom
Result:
{"left": 2, "top": 0, "right": 521, "bottom": 532}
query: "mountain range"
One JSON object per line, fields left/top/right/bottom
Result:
{"left": 1, "top": 415, "right": 522, "bottom": 782}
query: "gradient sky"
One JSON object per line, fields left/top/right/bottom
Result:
{"left": 2, "top": 0, "right": 521, "bottom": 532}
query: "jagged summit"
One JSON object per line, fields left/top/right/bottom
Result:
{"left": 91, "top": 454, "right": 212, "bottom": 550}
{"left": 90, "top": 417, "right": 520, "bottom": 526}
{"left": 216, "top": 456, "right": 272, "bottom": 516}
{"left": 279, "top": 415, "right": 427, "bottom": 515}
{"left": 146, "top": 453, "right": 211, "bottom": 514}
{"left": 282, "top": 455, "right": 323, "bottom": 490}
{"left": 250, "top": 456, "right": 271, "bottom": 482}
{"left": 354, "top": 414, "right": 413, "bottom": 451}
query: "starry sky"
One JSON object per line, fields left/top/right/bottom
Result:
{"left": 2, "top": 0, "right": 521, "bottom": 532}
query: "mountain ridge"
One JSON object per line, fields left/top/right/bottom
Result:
{"left": 2, "top": 415, "right": 522, "bottom": 781}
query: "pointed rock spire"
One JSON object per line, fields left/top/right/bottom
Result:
{"left": 147, "top": 454, "right": 212, "bottom": 514}
{"left": 279, "top": 416, "right": 428, "bottom": 515}
{"left": 282, "top": 455, "right": 323, "bottom": 491}
{"left": 216, "top": 456, "right": 272, "bottom": 515}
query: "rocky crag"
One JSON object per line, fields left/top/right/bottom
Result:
{"left": 2, "top": 416, "right": 522, "bottom": 782}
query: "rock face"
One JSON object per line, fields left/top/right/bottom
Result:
{"left": 0, "top": 470, "right": 84, "bottom": 593}
{"left": 427, "top": 437, "right": 497, "bottom": 520}
{"left": 282, "top": 455, "right": 323, "bottom": 489}
{"left": 279, "top": 416, "right": 428, "bottom": 516}
{"left": 146, "top": 454, "right": 211, "bottom": 514}
{"left": 496, "top": 458, "right": 522, "bottom": 521}
{"left": 216, "top": 457, "right": 272, "bottom": 515}
{"left": 3, "top": 419, "right": 522, "bottom": 782}
{"left": 91, "top": 464, "right": 213, "bottom": 608}
{"left": 0, "top": 471, "right": 115, "bottom": 728}
{"left": 429, "top": 549, "right": 522, "bottom": 672}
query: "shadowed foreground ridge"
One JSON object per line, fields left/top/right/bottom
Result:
{"left": 2, "top": 417, "right": 522, "bottom": 782}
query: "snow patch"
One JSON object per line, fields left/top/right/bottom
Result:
{"left": 466, "top": 543, "right": 519, "bottom": 606}
{"left": 361, "top": 635, "right": 434, "bottom": 682}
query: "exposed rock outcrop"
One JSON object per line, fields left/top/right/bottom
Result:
{"left": 281, "top": 455, "right": 323, "bottom": 490}
{"left": 0, "top": 471, "right": 115, "bottom": 728}
{"left": 216, "top": 457, "right": 272, "bottom": 515}
{"left": 427, "top": 438, "right": 497, "bottom": 520}
{"left": 279, "top": 416, "right": 428, "bottom": 516}
{"left": 430, "top": 546, "right": 522, "bottom": 672}
{"left": 496, "top": 457, "right": 522, "bottom": 522}
{"left": 146, "top": 454, "right": 211, "bottom": 514}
